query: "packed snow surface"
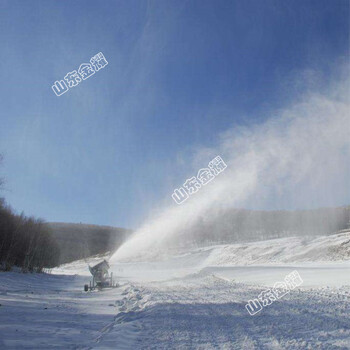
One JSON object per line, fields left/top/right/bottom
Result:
{"left": 1, "top": 232, "right": 350, "bottom": 349}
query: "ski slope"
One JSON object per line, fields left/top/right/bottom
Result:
{"left": 0, "top": 232, "right": 349, "bottom": 349}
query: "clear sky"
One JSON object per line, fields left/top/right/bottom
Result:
{"left": 0, "top": 0, "right": 349, "bottom": 228}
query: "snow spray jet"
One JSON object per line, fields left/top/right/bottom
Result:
{"left": 111, "top": 79, "right": 350, "bottom": 262}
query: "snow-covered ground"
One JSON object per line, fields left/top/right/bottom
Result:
{"left": 1, "top": 231, "right": 350, "bottom": 349}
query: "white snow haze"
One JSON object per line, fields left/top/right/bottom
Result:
{"left": 111, "top": 77, "right": 350, "bottom": 262}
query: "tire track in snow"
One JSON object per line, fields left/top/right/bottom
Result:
{"left": 82, "top": 272, "right": 350, "bottom": 349}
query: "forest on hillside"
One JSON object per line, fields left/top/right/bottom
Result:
{"left": 0, "top": 200, "right": 131, "bottom": 271}
{"left": 172, "top": 206, "right": 350, "bottom": 248}
{"left": 0, "top": 198, "right": 59, "bottom": 271}
{"left": 0, "top": 154, "right": 131, "bottom": 271}
{"left": 1, "top": 194, "right": 349, "bottom": 271}
{"left": 48, "top": 222, "right": 131, "bottom": 264}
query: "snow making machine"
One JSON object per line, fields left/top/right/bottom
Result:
{"left": 84, "top": 259, "right": 117, "bottom": 291}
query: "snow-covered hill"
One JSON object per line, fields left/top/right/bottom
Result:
{"left": 1, "top": 231, "right": 350, "bottom": 349}
{"left": 52, "top": 231, "right": 350, "bottom": 285}
{"left": 204, "top": 230, "right": 350, "bottom": 266}
{"left": 100, "top": 230, "right": 350, "bottom": 267}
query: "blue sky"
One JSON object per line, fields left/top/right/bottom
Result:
{"left": 0, "top": 0, "right": 349, "bottom": 228}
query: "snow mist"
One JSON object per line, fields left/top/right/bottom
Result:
{"left": 111, "top": 78, "right": 350, "bottom": 262}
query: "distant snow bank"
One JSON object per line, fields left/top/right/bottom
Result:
{"left": 204, "top": 230, "right": 350, "bottom": 266}
{"left": 52, "top": 253, "right": 110, "bottom": 276}
{"left": 110, "top": 230, "right": 350, "bottom": 266}
{"left": 52, "top": 231, "right": 350, "bottom": 277}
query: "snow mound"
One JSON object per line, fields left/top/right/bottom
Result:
{"left": 205, "top": 230, "right": 350, "bottom": 266}
{"left": 51, "top": 231, "right": 350, "bottom": 279}
{"left": 52, "top": 253, "right": 110, "bottom": 275}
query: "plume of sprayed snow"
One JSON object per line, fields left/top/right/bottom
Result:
{"left": 111, "top": 79, "right": 350, "bottom": 262}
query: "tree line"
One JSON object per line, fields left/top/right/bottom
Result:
{"left": 0, "top": 155, "right": 59, "bottom": 272}
{"left": 0, "top": 155, "right": 132, "bottom": 272}
{"left": 48, "top": 222, "right": 131, "bottom": 264}
{"left": 0, "top": 198, "right": 60, "bottom": 272}
{"left": 171, "top": 206, "right": 350, "bottom": 248}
